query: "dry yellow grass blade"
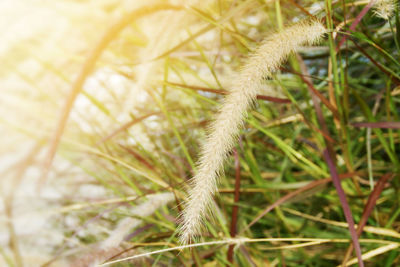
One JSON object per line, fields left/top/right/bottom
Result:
{"left": 340, "top": 243, "right": 399, "bottom": 266}
{"left": 283, "top": 207, "right": 400, "bottom": 239}
{"left": 259, "top": 240, "right": 330, "bottom": 250}
{"left": 98, "top": 237, "right": 396, "bottom": 266}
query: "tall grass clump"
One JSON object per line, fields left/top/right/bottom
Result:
{"left": 3, "top": 0, "right": 400, "bottom": 266}
{"left": 179, "top": 19, "right": 326, "bottom": 244}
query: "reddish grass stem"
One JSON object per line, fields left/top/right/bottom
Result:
{"left": 341, "top": 173, "right": 393, "bottom": 265}
{"left": 352, "top": 122, "right": 400, "bottom": 129}
{"left": 227, "top": 148, "right": 241, "bottom": 263}
{"left": 167, "top": 82, "right": 291, "bottom": 103}
{"left": 351, "top": 41, "right": 400, "bottom": 85}
{"left": 298, "top": 53, "right": 363, "bottom": 265}
{"left": 323, "top": 149, "right": 364, "bottom": 267}
{"left": 337, "top": 0, "right": 377, "bottom": 50}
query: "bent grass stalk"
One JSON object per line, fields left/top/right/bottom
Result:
{"left": 41, "top": 4, "right": 182, "bottom": 188}
{"left": 98, "top": 237, "right": 398, "bottom": 266}
{"left": 179, "top": 19, "right": 327, "bottom": 244}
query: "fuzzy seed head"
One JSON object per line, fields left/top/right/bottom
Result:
{"left": 373, "top": 0, "right": 397, "bottom": 20}
{"left": 179, "top": 19, "right": 326, "bottom": 244}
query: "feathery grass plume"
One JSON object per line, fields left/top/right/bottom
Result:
{"left": 373, "top": 0, "right": 396, "bottom": 20}
{"left": 179, "top": 19, "right": 326, "bottom": 244}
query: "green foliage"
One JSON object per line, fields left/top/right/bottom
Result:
{"left": 1, "top": 0, "right": 400, "bottom": 266}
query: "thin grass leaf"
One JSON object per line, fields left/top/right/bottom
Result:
{"left": 323, "top": 149, "right": 364, "bottom": 267}
{"left": 352, "top": 122, "right": 400, "bottom": 129}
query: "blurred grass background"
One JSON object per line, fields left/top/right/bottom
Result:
{"left": 0, "top": 0, "right": 399, "bottom": 266}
